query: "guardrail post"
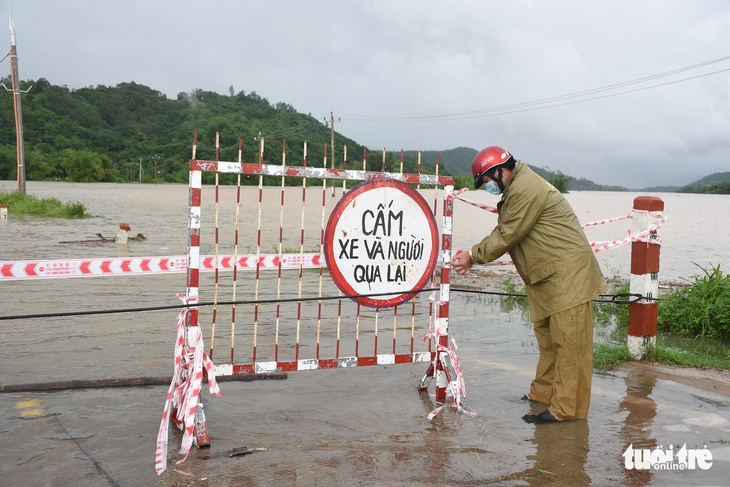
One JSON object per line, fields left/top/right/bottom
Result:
{"left": 628, "top": 196, "right": 664, "bottom": 360}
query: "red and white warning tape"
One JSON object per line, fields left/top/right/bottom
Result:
{"left": 155, "top": 294, "right": 220, "bottom": 475}
{"left": 0, "top": 253, "right": 324, "bottom": 281}
{"left": 453, "top": 188, "right": 498, "bottom": 214}
{"left": 581, "top": 213, "right": 633, "bottom": 228}
{"left": 422, "top": 301, "right": 473, "bottom": 420}
{"left": 452, "top": 193, "right": 667, "bottom": 264}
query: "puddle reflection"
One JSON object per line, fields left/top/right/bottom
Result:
{"left": 528, "top": 420, "right": 591, "bottom": 486}
{"left": 418, "top": 390, "right": 462, "bottom": 477}
{"left": 619, "top": 373, "right": 657, "bottom": 486}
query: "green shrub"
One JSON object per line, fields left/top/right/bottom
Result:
{"left": 658, "top": 264, "right": 730, "bottom": 340}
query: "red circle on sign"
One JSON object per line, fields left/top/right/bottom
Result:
{"left": 324, "top": 178, "right": 439, "bottom": 308}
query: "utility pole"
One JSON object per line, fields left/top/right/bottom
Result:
{"left": 329, "top": 112, "right": 339, "bottom": 196}
{"left": 152, "top": 154, "right": 162, "bottom": 184}
{"left": 6, "top": 2, "right": 28, "bottom": 193}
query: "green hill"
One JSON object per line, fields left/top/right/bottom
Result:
{"left": 688, "top": 172, "right": 730, "bottom": 185}
{"left": 1, "top": 78, "right": 726, "bottom": 194}
{"left": 0, "top": 78, "right": 445, "bottom": 185}
{"left": 677, "top": 171, "right": 730, "bottom": 194}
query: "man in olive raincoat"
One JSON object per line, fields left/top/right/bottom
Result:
{"left": 452, "top": 146, "right": 606, "bottom": 423}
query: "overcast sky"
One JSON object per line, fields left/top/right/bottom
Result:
{"left": 3, "top": 0, "right": 729, "bottom": 188}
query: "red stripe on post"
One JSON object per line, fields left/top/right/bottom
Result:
{"left": 631, "top": 241, "right": 661, "bottom": 275}
{"left": 630, "top": 195, "right": 663, "bottom": 275}
{"left": 628, "top": 302, "right": 658, "bottom": 337}
{"left": 190, "top": 187, "right": 202, "bottom": 207}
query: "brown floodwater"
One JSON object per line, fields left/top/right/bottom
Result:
{"left": 0, "top": 181, "right": 728, "bottom": 486}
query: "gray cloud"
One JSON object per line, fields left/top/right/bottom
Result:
{"left": 4, "top": 0, "right": 730, "bottom": 187}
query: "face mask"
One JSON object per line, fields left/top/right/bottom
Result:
{"left": 484, "top": 181, "right": 502, "bottom": 195}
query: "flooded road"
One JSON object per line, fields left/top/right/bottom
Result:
{"left": 1, "top": 181, "right": 729, "bottom": 485}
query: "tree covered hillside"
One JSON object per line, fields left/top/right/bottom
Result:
{"left": 677, "top": 171, "right": 730, "bottom": 194}
{"left": 2, "top": 78, "right": 726, "bottom": 193}
{"left": 0, "top": 78, "right": 443, "bottom": 185}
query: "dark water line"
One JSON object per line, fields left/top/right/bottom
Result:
{"left": 0, "top": 372, "right": 287, "bottom": 393}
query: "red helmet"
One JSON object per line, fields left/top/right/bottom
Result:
{"left": 472, "top": 146, "right": 513, "bottom": 189}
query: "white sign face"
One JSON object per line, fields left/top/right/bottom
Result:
{"left": 324, "top": 179, "right": 438, "bottom": 308}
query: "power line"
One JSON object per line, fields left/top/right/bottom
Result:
{"left": 340, "top": 55, "right": 730, "bottom": 123}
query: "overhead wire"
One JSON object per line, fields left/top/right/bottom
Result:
{"left": 339, "top": 55, "right": 730, "bottom": 122}
{"left": 185, "top": 55, "right": 730, "bottom": 154}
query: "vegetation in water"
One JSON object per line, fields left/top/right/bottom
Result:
{"left": 0, "top": 190, "right": 90, "bottom": 218}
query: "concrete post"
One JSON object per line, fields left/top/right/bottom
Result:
{"left": 116, "top": 223, "right": 131, "bottom": 244}
{"left": 627, "top": 196, "right": 664, "bottom": 360}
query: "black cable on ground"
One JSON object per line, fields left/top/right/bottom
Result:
{"left": 450, "top": 287, "right": 651, "bottom": 304}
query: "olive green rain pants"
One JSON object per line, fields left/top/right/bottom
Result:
{"left": 529, "top": 301, "right": 594, "bottom": 420}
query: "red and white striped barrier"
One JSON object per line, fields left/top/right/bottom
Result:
{"left": 152, "top": 136, "right": 460, "bottom": 474}
{"left": 0, "top": 253, "right": 324, "bottom": 281}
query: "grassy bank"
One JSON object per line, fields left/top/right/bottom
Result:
{"left": 594, "top": 338, "right": 730, "bottom": 370}
{"left": 0, "top": 190, "right": 91, "bottom": 218}
{"left": 593, "top": 264, "right": 730, "bottom": 370}
{"left": 494, "top": 266, "right": 730, "bottom": 371}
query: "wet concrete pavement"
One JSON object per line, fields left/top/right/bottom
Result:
{"left": 2, "top": 345, "right": 729, "bottom": 486}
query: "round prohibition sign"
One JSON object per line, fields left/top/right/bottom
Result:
{"left": 324, "top": 178, "right": 439, "bottom": 308}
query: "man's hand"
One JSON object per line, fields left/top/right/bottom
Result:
{"left": 451, "top": 250, "right": 473, "bottom": 276}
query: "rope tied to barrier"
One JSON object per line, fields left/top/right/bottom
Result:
{"left": 155, "top": 294, "right": 221, "bottom": 475}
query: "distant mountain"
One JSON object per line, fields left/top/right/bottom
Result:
{"left": 400, "top": 148, "right": 629, "bottom": 191}
{"left": 401, "top": 148, "right": 728, "bottom": 193}
{"left": 677, "top": 172, "right": 730, "bottom": 194}
{"left": 638, "top": 185, "right": 681, "bottom": 193}
{"left": 685, "top": 172, "right": 730, "bottom": 186}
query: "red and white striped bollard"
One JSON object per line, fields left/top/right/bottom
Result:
{"left": 628, "top": 196, "right": 664, "bottom": 360}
